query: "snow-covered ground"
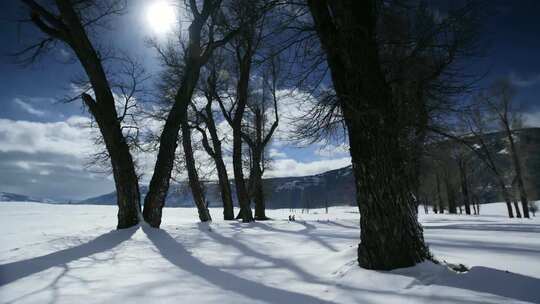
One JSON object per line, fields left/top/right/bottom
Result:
{"left": 1, "top": 202, "right": 539, "bottom": 304}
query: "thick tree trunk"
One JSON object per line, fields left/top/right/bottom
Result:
{"left": 182, "top": 124, "right": 211, "bottom": 222}
{"left": 84, "top": 99, "right": 141, "bottom": 229}
{"left": 308, "top": 0, "right": 429, "bottom": 270}
{"left": 232, "top": 127, "right": 253, "bottom": 221}
{"left": 49, "top": 2, "right": 141, "bottom": 229}
{"left": 252, "top": 154, "right": 267, "bottom": 220}
{"left": 348, "top": 123, "right": 429, "bottom": 269}
{"left": 109, "top": 139, "right": 141, "bottom": 229}
{"left": 231, "top": 49, "right": 254, "bottom": 222}
{"left": 144, "top": 59, "right": 202, "bottom": 227}
{"left": 215, "top": 158, "right": 235, "bottom": 220}
{"left": 445, "top": 177, "right": 457, "bottom": 214}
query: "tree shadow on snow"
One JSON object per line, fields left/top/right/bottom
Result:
{"left": 393, "top": 262, "right": 540, "bottom": 303}
{"left": 142, "top": 225, "right": 340, "bottom": 304}
{"left": 236, "top": 221, "right": 356, "bottom": 252}
{"left": 0, "top": 227, "right": 137, "bottom": 286}
{"left": 424, "top": 223, "right": 540, "bottom": 233}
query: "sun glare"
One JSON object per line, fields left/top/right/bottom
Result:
{"left": 146, "top": 1, "right": 176, "bottom": 34}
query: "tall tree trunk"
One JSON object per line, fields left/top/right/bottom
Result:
{"left": 436, "top": 173, "right": 444, "bottom": 214}
{"left": 458, "top": 160, "right": 471, "bottom": 215}
{"left": 445, "top": 177, "right": 457, "bottom": 214}
{"left": 181, "top": 124, "right": 211, "bottom": 222}
{"left": 46, "top": 1, "right": 141, "bottom": 229}
{"left": 205, "top": 105, "right": 234, "bottom": 220}
{"left": 495, "top": 176, "right": 514, "bottom": 218}
{"left": 198, "top": 112, "right": 235, "bottom": 220}
{"left": 506, "top": 129, "right": 530, "bottom": 218}
{"left": 144, "top": 59, "right": 202, "bottom": 227}
{"left": 230, "top": 49, "right": 254, "bottom": 222}
{"left": 232, "top": 126, "right": 253, "bottom": 221}
{"left": 252, "top": 152, "right": 267, "bottom": 220}
{"left": 215, "top": 157, "right": 235, "bottom": 220}
{"left": 513, "top": 198, "right": 522, "bottom": 218}
{"left": 84, "top": 96, "right": 141, "bottom": 228}
{"left": 308, "top": 0, "right": 429, "bottom": 270}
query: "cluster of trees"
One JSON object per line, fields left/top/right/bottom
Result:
{"left": 421, "top": 80, "right": 536, "bottom": 219}
{"left": 17, "top": 0, "right": 532, "bottom": 271}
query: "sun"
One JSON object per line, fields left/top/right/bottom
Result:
{"left": 146, "top": 1, "right": 177, "bottom": 34}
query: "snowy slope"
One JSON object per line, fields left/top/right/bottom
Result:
{"left": 0, "top": 192, "right": 55, "bottom": 203}
{"left": 0, "top": 202, "right": 539, "bottom": 303}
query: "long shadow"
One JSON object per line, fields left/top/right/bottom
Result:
{"left": 246, "top": 221, "right": 355, "bottom": 252}
{"left": 394, "top": 263, "right": 540, "bottom": 303}
{"left": 198, "top": 223, "right": 333, "bottom": 287}
{"left": 428, "top": 239, "right": 540, "bottom": 256}
{"left": 424, "top": 223, "right": 540, "bottom": 233}
{"left": 316, "top": 220, "right": 359, "bottom": 230}
{"left": 142, "top": 225, "right": 340, "bottom": 304}
{"left": 0, "top": 227, "right": 137, "bottom": 286}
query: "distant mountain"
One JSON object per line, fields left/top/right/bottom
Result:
{"left": 10, "top": 128, "right": 540, "bottom": 208}
{"left": 82, "top": 165, "right": 356, "bottom": 209}
{"left": 0, "top": 192, "right": 56, "bottom": 203}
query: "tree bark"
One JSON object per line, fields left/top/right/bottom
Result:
{"left": 512, "top": 198, "right": 522, "bottom": 218}
{"left": 308, "top": 0, "right": 429, "bottom": 270}
{"left": 181, "top": 124, "right": 211, "bottom": 222}
{"left": 198, "top": 101, "right": 235, "bottom": 220}
{"left": 143, "top": 1, "right": 229, "bottom": 226}
{"left": 232, "top": 123, "right": 253, "bottom": 221}
{"left": 251, "top": 152, "right": 267, "bottom": 220}
{"left": 30, "top": 1, "right": 142, "bottom": 229}
{"left": 436, "top": 173, "right": 444, "bottom": 214}
{"left": 143, "top": 57, "right": 201, "bottom": 227}
{"left": 458, "top": 159, "right": 471, "bottom": 215}
{"left": 83, "top": 95, "right": 141, "bottom": 229}
{"left": 444, "top": 176, "right": 457, "bottom": 214}
{"left": 220, "top": 45, "right": 255, "bottom": 222}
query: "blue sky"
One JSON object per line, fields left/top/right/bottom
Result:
{"left": 0, "top": 0, "right": 539, "bottom": 200}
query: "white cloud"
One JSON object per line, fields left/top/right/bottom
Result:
{"left": 523, "top": 111, "right": 540, "bottom": 128}
{"left": 0, "top": 116, "right": 95, "bottom": 158}
{"left": 266, "top": 157, "right": 351, "bottom": 178}
{"left": 269, "top": 148, "right": 287, "bottom": 158}
{"left": 509, "top": 72, "right": 540, "bottom": 87}
{"left": 13, "top": 98, "right": 47, "bottom": 117}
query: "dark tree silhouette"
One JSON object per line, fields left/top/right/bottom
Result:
{"left": 144, "top": 0, "right": 239, "bottom": 227}
{"left": 19, "top": 0, "right": 141, "bottom": 229}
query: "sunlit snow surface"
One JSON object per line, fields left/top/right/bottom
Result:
{"left": 1, "top": 202, "right": 539, "bottom": 303}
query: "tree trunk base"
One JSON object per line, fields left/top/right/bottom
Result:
{"left": 223, "top": 213, "right": 235, "bottom": 221}
{"left": 117, "top": 211, "right": 139, "bottom": 229}
{"left": 254, "top": 216, "right": 270, "bottom": 221}
{"left": 143, "top": 207, "right": 163, "bottom": 228}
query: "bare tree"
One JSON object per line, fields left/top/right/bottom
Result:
{"left": 18, "top": 0, "right": 141, "bottom": 229}
{"left": 464, "top": 107, "right": 516, "bottom": 217}
{"left": 214, "top": 0, "right": 270, "bottom": 222}
{"left": 144, "top": 0, "right": 240, "bottom": 227}
{"left": 194, "top": 56, "right": 235, "bottom": 220}
{"left": 242, "top": 57, "right": 280, "bottom": 220}
{"left": 303, "top": 0, "right": 483, "bottom": 269}
{"left": 482, "top": 79, "right": 530, "bottom": 218}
